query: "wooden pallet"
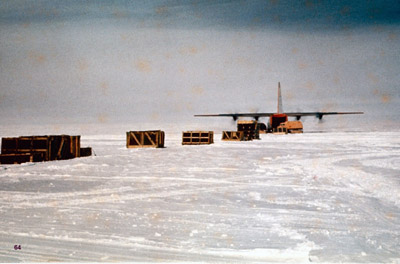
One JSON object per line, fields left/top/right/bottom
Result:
{"left": 126, "top": 131, "right": 165, "bottom": 148}
{"left": 1, "top": 135, "right": 81, "bottom": 164}
{"left": 222, "top": 131, "right": 244, "bottom": 141}
{"left": 182, "top": 131, "right": 213, "bottom": 145}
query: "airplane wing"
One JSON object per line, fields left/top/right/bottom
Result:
{"left": 194, "top": 113, "right": 275, "bottom": 120}
{"left": 194, "top": 83, "right": 363, "bottom": 123}
{"left": 195, "top": 111, "right": 363, "bottom": 120}
{"left": 285, "top": 112, "right": 364, "bottom": 120}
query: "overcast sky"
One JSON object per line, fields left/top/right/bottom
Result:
{"left": 0, "top": 0, "right": 399, "bottom": 130}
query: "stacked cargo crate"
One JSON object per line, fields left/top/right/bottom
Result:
{"left": 237, "top": 121, "right": 260, "bottom": 140}
{"left": 0, "top": 135, "right": 91, "bottom": 165}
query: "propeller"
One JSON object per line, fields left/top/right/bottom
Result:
{"left": 229, "top": 107, "right": 240, "bottom": 123}
{"left": 316, "top": 113, "right": 325, "bottom": 123}
{"left": 294, "top": 107, "right": 302, "bottom": 121}
{"left": 228, "top": 112, "right": 238, "bottom": 127}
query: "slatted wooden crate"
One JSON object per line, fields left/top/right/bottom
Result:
{"left": 126, "top": 130, "right": 165, "bottom": 148}
{"left": 0, "top": 135, "right": 81, "bottom": 164}
{"left": 221, "top": 131, "right": 244, "bottom": 141}
{"left": 48, "top": 135, "right": 80, "bottom": 160}
{"left": 278, "top": 121, "right": 303, "bottom": 134}
{"left": 272, "top": 127, "right": 288, "bottom": 134}
{"left": 182, "top": 131, "right": 213, "bottom": 145}
{"left": 0, "top": 153, "right": 44, "bottom": 164}
{"left": 237, "top": 121, "right": 260, "bottom": 140}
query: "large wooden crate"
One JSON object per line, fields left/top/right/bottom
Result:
{"left": 1, "top": 135, "right": 80, "bottom": 163}
{"left": 48, "top": 135, "right": 80, "bottom": 160}
{"left": 273, "top": 121, "right": 304, "bottom": 134}
{"left": 182, "top": 131, "right": 213, "bottom": 145}
{"left": 222, "top": 131, "right": 244, "bottom": 141}
{"left": 237, "top": 121, "right": 260, "bottom": 140}
{"left": 126, "top": 130, "right": 165, "bottom": 148}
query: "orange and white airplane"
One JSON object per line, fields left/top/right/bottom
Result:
{"left": 195, "top": 82, "right": 363, "bottom": 131}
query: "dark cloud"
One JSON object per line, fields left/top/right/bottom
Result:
{"left": 1, "top": 0, "right": 399, "bottom": 31}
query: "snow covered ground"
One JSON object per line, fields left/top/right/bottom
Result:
{"left": 0, "top": 131, "right": 399, "bottom": 262}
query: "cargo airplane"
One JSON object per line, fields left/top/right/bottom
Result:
{"left": 194, "top": 82, "right": 363, "bottom": 131}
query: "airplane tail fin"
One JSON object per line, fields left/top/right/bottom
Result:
{"left": 277, "top": 82, "right": 283, "bottom": 113}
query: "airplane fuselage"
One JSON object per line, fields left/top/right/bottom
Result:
{"left": 270, "top": 113, "right": 288, "bottom": 130}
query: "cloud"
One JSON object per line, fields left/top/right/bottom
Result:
{"left": 1, "top": 0, "right": 399, "bottom": 31}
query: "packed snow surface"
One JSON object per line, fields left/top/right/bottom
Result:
{"left": 0, "top": 131, "right": 399, "bottom": 262}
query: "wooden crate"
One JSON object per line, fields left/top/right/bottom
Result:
{"left": 278, "top": 121, "right": 303, "bottom": 134}
{"left": 222, "top": 131, "right": 244, "bottom": 141}
{"left": 48, "top": 135, "right": 81, "bottom": 160}
{"left": 237, "top": 121, "right": 260, "bottom": 140}
{"left": 272, "top": 127, "right": 288, "bottom": 134}
{"left": 182, "top": 131, "right": 213, "bottom": 145}
{"left": 126, "top": 130, "right": 165, "bottom": 148}
{"left": 80, "top": 147, "right": 92, "bottom": 157}
{"left": 1, "top": 135, "right": 81, "bottom": 163}
{"left": 1, "top": 136, "right": 48, "bottom": 156}
{"left": 0, "top": 153, "right": 45, "bottom": 164}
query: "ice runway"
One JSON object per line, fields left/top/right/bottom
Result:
{"left": 0, "top": 131, "right": 399, "bottom": 262}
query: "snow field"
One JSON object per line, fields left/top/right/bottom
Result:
{"left": 0, "top": 131, "right": 399, "bottom": 262}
